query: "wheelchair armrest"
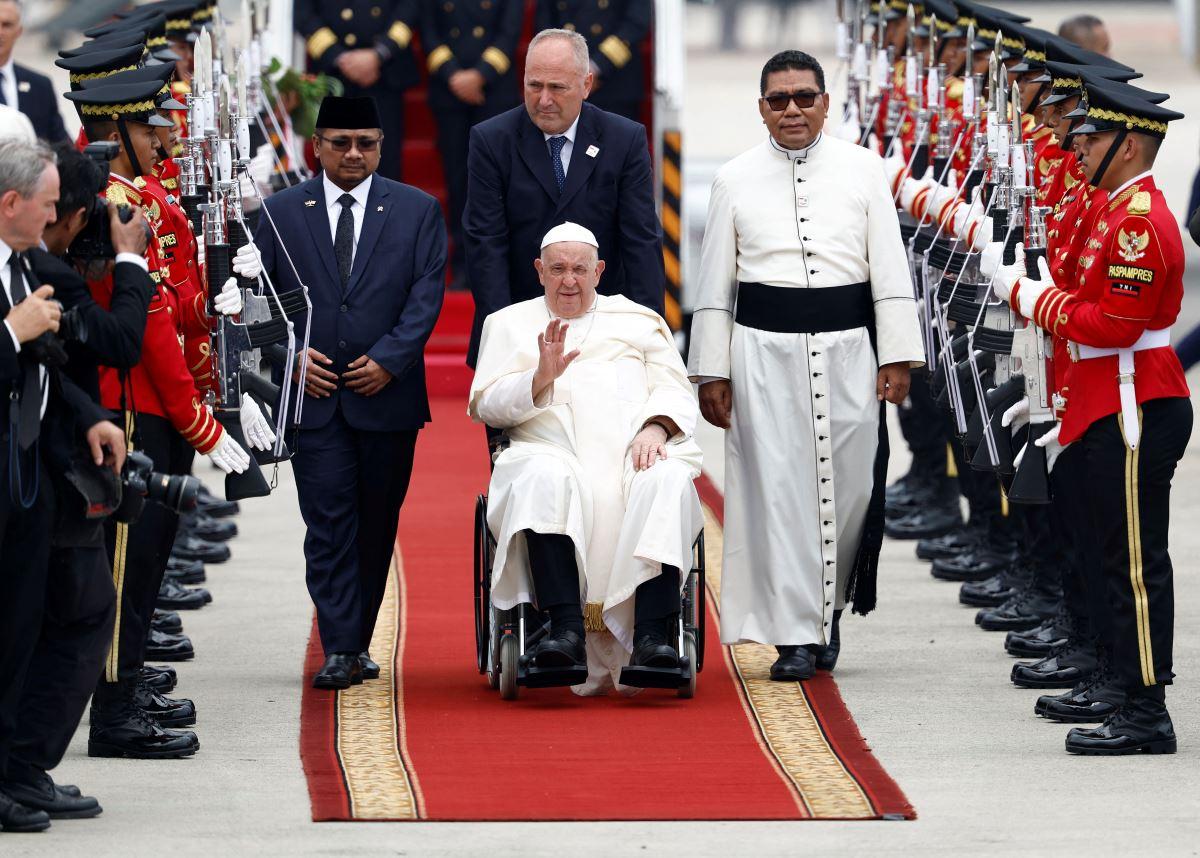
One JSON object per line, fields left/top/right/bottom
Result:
{"left": 487, "top": 428, "right": 511, "bottom": 464}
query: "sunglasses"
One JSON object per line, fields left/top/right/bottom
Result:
{"left": 761, "top": 91, "right": 824, "bottom": 112}
{"left": 318, "top": 134, "right": 383, "bottom": 152}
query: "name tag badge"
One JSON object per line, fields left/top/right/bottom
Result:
{"left": 796, "top": 195, "right": 810, "bottom": 208}
{"left": 586, "top": 145, "right": 599, "bottom": 158}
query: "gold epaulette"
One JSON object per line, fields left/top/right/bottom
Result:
{"left": 1127, "top": 191, "right": 1152, "bottom": 216}
{"left": 307, "top": 27, "right": 338, "bottom": 59}
{"left": 134, "top": 176, "right": 147, "bottom": 189}
{"left": 946, "top": 78, "right": 964, "bottom": 101}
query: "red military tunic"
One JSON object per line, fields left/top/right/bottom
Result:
{"left": 1019, "top": 174, "right": 1190, "bottom": 444}
{"left": 93, "top": 175, "right": 224, "bottom": 454}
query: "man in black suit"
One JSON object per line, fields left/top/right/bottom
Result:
{"left": 464, "top": 27, "right": 664, "bottom": 366}
{"left": 294, "top": 0, "right": 421, "bottom": 180}
{"left": 245, "top": 96, "right": 445, "bottom": 690}
{"left": 0, "top": 0, "right": 69, "bottom": 143}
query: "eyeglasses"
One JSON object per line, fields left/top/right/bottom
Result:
{"left": 317, "top": 134, "right": 382, "bottom": 152}
{"left": 761, "top": 91, "right": 824, "bottom": 112}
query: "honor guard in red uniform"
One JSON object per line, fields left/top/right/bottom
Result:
{"left": 64, "top": 80, "right": 251, "bottom": 761}
{"left": 994, "top": 82, "right": 1190, "bottom": 756}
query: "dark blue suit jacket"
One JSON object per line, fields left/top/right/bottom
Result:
{"left": 464, "top": 101, "right": 664, "bottom": 364}
{"left": 252, "top": 174, "right": 446, "bottom": 433}
{"left": 14, "top": 65, "right": 68, "bottom": 144}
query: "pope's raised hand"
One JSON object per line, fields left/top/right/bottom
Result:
{"left": 532, "top": 318, "right": 581, "bottom": 401}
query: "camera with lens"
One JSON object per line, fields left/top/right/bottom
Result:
{"left": 22, "top": 304, "right": 87, "bottom": 367}
{"left": 65, "top": 142, "right": 140, "bottom": 262}
{"left": 112, "top": 450, "right": 202, "bottom": 523}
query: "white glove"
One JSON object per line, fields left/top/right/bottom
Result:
{"left": 990, "top": 242, "right": 1024, "bottom": 303}
{"left": 926, "top": 181, "right": 961, "bottom": 225}
{"left": 206, "top": 432, "right": 250, "bottom": 474}
{"left": 979, "top": 241, "right": 1006, "bottom": 281}
{"left": 239, "top": 393, "right": 277, "bottom": 451}
{"left": 238, "top": 173, "right": 261, "bottom": 212}
{"left": 1014, "top": 255, "right": 1055, "bottom": 319}
{"left": 1014, "top": 423, "right": 1068, "bottom": 473}
{"left": 1001, "top": 398, "right": 1030, "bottom": 433}
{"left": 231, "top": 242, "right": 262, "bottom": 280}
{"left": 248, "top": 144, "right": 275, "bottom": 187}
{"left": 899, "top": 172, "right": 934, "bottom": 214}
{"left": 884, "top": 153, "right": 908, "bottom": 190}
{"left": 212, "top": 276, "right": 243, "bottom": 316}
{"left": 967, "top": 215, "right": 993, "bottom": 251}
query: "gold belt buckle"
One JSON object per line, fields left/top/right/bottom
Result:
{"left": 1117, "top": 372, "right": 1136, "bottom": 385}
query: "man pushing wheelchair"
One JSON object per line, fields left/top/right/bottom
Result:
{"left": 469, "top": 223, "right": 703, "bottom": 696}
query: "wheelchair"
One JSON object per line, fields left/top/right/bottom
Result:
{"left": 473, "top": 493, "right": 706, "bottom": 701}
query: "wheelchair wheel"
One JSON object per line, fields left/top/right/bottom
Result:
{"left": 677, "top": 632, "right": 698, "bottom": 699}
{"left": 499, "top": 634, "right": 520, "bottom": 700}
{"left": 485, "top": 602, "right": 501, "bottom": 689}
{"left": 473, "top": 495, "right": 489, "bottom": 674}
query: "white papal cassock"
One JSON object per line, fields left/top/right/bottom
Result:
{"left": 687, "top": 133, "right": 925, "bottom": 646}
{"left": 469, "top": 294, "right": 704, "bottom": 692}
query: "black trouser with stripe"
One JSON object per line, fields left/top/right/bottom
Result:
{"left": 896, "top": 368, "right": 947, "bottom": 481}
{"left": 95, "top": 414, "right": 190, "bottom": 702}
{"left": 1051, "top": 443, "right": 1110, "bottom": 647}
{"left": 1080, "top": 398, "right": 1192, "bottom": 692}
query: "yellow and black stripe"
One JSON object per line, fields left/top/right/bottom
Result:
{"left": 661, "top": 131, "right": 683, "bottom": 331}
{"left": 105, "top": 411, "right": 136, "bottom": 682}
{"left": 1120, "top": 408, "right": 1155, "bottom": 686}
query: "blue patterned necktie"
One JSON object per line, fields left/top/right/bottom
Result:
{"left": 334, "top": 193, "right": 355, "bottom": 288}
{"left": 548, "top": 135, "right": 567, "bottom": 192}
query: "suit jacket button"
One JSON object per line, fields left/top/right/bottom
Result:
{"left": 473, "top": 25, "right": 485, "bottom": 37}
{"left": 340, "top": 304, "right": 349, "bottom": 312}
{"left": 341, "top": 8, "right": 353, "bottom": 19}
{"left": 338, "top": 340, "right": 347, "bottom": 349}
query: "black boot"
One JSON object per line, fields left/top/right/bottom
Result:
{"left": 931, "top": 543, "right": 1016, "bottom": 582}
{"left": 1004, "top": 607, "right": 1074, "bottom": 657}
{"left": 89, "top": 680, "right": 199, "bottom": 759}
{"left": 165, "top": 556, "right": 206, "bottom": 585}
{"left": 1011, "top": 639, "right": 1098, "bottom": 689}
{"left": 140, "top": 664, "right": 178, "bottom": 693}
{"left": 179, "top": 509, "right": 238, "bottom": 542}
{"left": 916, "top": 520, "right": 982, "bottom": 561}
{"left": 134, "top": 679, "right": 197, "bottom": 727}
{"left": 151, "top": 608, "right": 183, "bottom": 635}
{"left": 1036, "top": 663, "right": 1126, "bottom": 723}
{"left": 976, "top": 583, "right": 1060, "bottom": 631}
{"left": 157, "top": 578, "right": 210, "bottom": 610}
{"left": 959, "top": 559, "right": 1034, "bottom": 608}
{"left": 1065, "top": 691, "right": 1175, "bottom": 755}
{"left": 529, "top": 628, "right": 585, "bottom": 668}
{"left": 1, "top": 770, "right": 101, "bottom": 820}
{"left": 630, "top": 632, "right": 680, "bottom": 669}
{"left": 197, "top": 483, "right": 239, "bottom": 518}
{"left": 146, "top": 628, "right": 194, "bottom": 661}
{"left": 770, "top": 645, "right": 816, "bottom": 681}
{"left": 171, "top": 535, "right": 231, "bottom": 564}
{"left": 885, "top": 502, "right": 962, "bottom": 540}
{"left": 0, "top": 791, "right": 50, "bottom": 832}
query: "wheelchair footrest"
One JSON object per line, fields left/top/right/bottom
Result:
{"left": 619, "top": 660, "right": 693, "bottom": 690}
{"left": 520, "top": 663, "right": 589, "bottom": 688}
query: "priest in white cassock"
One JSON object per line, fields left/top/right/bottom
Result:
{"left": 687, "top": 50, "right": 925, "bottom": 681}
{"left": 469, "top": 222, "right": 704, "bottom": 696}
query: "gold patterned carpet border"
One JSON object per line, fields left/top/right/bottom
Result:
{"left": 333, "top": 550, "right": 425, "bottom": 819}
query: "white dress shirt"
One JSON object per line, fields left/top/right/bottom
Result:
{"left": 0, "top": 58, "right": 17, "bottom": 110}
{"left": 1, "top": 236, "right": 48, "bottom": 418}
{"left": 543, "top": 114, "right": 580, "bottom": 176}
{"left": 323, "top": 172, "right": 373, "bottom": 267}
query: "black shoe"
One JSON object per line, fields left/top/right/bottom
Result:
{"left": 165, "top": 556, "right": 206, "bottom": 585}
{"left": 529, "top": 628, "right": 586, "bottom": 669}
{"left": 916, "top": 523, "right": 981, "bottom": 561}
{"left": 1066, "top": 696, "right": 1176, "bottom": 755}
{"left": 134, "top": 680, "right": 197, "bottom": 727}
{"left": 359, "top": 652, "right": 381, "bottom": 679}
{"left": 1011, "top": 640, "right": 1098, "bottom": 689}
{"left": 1037, "top": 671, "right": 1125, "bottom": 723}
{"left": 152, "top": 608, "right": 183, "bottom": 635}
{"left": 814, "top": 610, "right": 842, "bottom": 671}
{"left": 0, "top": 791, "right": 50, "bottom": 832}
{"left": 630, "top": 633, "right": 680, "bottom": 669}
{"left": 770, "top": 645, "right": 816, "bottom": 681}
{"left": 2, "top": 772, "right": 101, "bottom": 820}
{"left": 959, "top": 559, "right": 1034, "bottom": 608}
{"left": 197, "top": 484, "right": 239, "bottom": 518}
{"left": 146, "top": 628, "right": 194, "bottom": 661}
{"left": 171, "top": 535, "right": 231, "bottom": 564}
{"left": 885, "top": 473, "right": 941, "bottom": 518}
{"left": 180, "top": 510, "right": 238, "bottom": 542}
{"left": 976, "top": 586, "right": 1060, "bottom": 631}
{"left": 157, "top": 578, "right": 210, "bottom": 611}
{"left": 140, "top": 664, "right": 177, "bottom": 694}
{"left": 885, "top": 504, "right": 962, "bottom": 540}
{"left": 312, "top": 653, "right": 363, "bottom": 690}
{"left": 1005, "top": 609, "right": 1074, "bottom": 657}
{"left": 931, "top": 546, "right": 1014, "bottom": 583}
{"left": 89, "top": 681, "right": 199, "bottom": 759}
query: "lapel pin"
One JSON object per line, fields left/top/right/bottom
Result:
{"left": 586, "top": 145, "right": 599, "bottom": 158}
{"left": 18, "top": 81, "right": 31, "bottom": 93}
{"left": 376, "top": 205, "right": 384, "bottom": 212}
{"left": 304, "top": 199, "right": 317, "bottom": 207}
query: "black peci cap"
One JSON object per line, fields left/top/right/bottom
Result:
{"left": 314, "top": 96, "right": 383, "bottom": 131}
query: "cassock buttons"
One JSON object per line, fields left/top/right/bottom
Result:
{"left": 345, "top": 33, "right": 358, "bottom": 45}
{"left": 341, "top": 8, "right": 353, "bottom": 19}
{"left": 473, "top": 25, "right": 485, "bottom": 37}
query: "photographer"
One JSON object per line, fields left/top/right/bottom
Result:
{"left": 0, "top": 139, "right": 126, "bottom": 833}
{"left": 1, "top": 144, "right": 159, "bottom": 825}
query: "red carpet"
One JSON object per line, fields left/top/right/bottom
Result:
{"left": 299, "top": 398, "right": 915, "bottom": 821}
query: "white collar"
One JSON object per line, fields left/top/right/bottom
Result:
{"left": 544, "top": 114, "right": 580, "bottom": 145}
{"left": 544, "top": 292, "right": 598, "bottom": 321}
{"left": 0, "top": 234, "right": 13, "bottom": 268}
{"left": 1110, "top": 170, "right": 1153, "bottom": 199}
{"left": 323, "top": 172, "right": 373, "bottom": 209}
{"left": 769, "top": 131, "right": 823, "bottom": 161}
{"left": 0, "top": 57, "right": 14, "bottom": 80}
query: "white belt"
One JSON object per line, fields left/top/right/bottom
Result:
{"left": 1068, "top": 327, "right": 1172, "bottom": 449}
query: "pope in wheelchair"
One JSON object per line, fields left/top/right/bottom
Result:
{"left": 469, "top": 223, "right": 704, "bottom": 696}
